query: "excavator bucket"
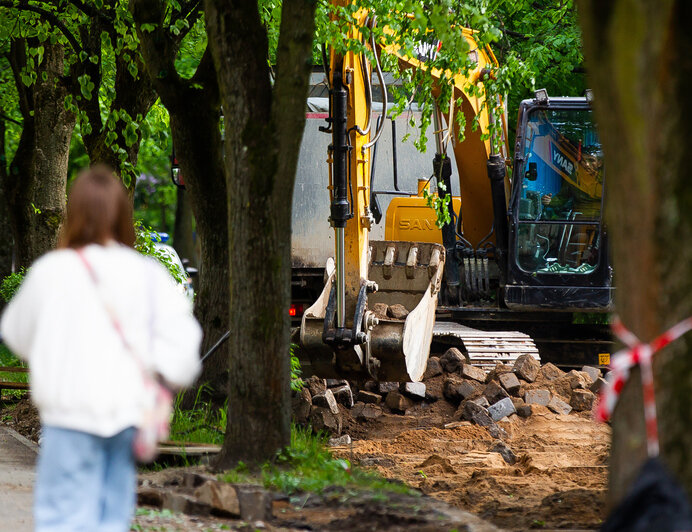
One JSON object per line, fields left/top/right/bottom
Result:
{"left": 300, "top": 241, "right": 445, "bottom": 382}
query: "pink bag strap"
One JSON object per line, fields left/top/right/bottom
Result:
{"left": 75, "top": 248, "right": 166, "bottom": 392}
{"left": 76, "top": 248, "right": 133, "bottom": 353}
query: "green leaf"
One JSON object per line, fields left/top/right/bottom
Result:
{"left": 127, "top": 61, "right": 138, "bottom": 79}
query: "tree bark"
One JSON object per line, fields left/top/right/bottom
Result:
{"left": 76, "top": 17, "right": 157, "bottom": 192}
{"left": 131, "top": 0, "right": 230, "bottom": 404}
{"left": 578, "top": 0, "right": 692, "bottom": 506}
{"left": 173, "top": 187, "right": 196, "bottom": 267}
{"left": 205, "top": 0, "right": 316, "bottom": 466}
{"left": 4, "top": 42, "right": 75, "bottom": 268}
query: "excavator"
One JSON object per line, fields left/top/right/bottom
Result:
{"left": 299, "top": 9, "right": 612, "bottom": 382}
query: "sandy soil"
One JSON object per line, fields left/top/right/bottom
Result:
{"left": 3, "top": 387, "right": 611, "bottom": 531}
{"left": 336, "top": 399, "right": 611, "bottom": 531}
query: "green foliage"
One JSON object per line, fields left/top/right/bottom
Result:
{"left": 0, "top": 344, "right": 22, "bottom": 368}
{"left": 134, "top": 222, "right": 186, "bottom": 284}
{"left": 312, "top": 0, "right": 586, "bottom": 223}
{"left": 0, "top": 0, "right": 203, "bottom": 188}
{"left": 0, "top": 367, "right": 28, "bottom": 385}
{"left": 422, "top": 180, "right": 451, "bottom": 229}
{"left": 221, "top": 424, "right": 416, "bottom": 496}
{"left": 174, "top": 16, "right": 207, "bottom": 78}
{"left": 0, "top": 269, "right": 25, "bottom": 303}
{"left": 290, "top": 343, "right": 303, "bottom": 392}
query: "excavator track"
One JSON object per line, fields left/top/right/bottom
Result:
{"left": 433, "top": 322, "right": 540, "bottom": 369}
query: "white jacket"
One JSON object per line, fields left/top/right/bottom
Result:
{"left": 0, "top": 243, "right": 202, "bottom": 437}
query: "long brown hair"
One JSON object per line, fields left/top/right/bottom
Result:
{"left": 59, "top": 165, "right": 135, "bottom": 249}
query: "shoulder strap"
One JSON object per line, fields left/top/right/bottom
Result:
{"left": 76, "top": 248, "right": 137, "bottom": 359}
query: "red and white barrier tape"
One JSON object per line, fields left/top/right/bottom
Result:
{"left": 595, "top": 316, "right": 692, "bottom": 457}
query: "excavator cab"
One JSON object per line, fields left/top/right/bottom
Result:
{"left": 505, "top": 95, "right": 612, "bottom": 311}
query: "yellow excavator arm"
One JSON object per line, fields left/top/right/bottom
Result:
{"left": 300, "top": 8, "right": 505, "bottom": 381}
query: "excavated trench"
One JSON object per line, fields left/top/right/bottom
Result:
{"left": 308, "top": 356, "right": 612, "bottom": 531}
{"left": 2, "top": 355, "right": 611, "bottom": 531}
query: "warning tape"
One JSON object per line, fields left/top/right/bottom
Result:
{"left": 595, "top": 316, "right": 692, "bottom": 457}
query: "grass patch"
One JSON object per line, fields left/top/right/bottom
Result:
{"left": 0, "top": 344, "right": 23, "bottom": 368}
{"left": 168, "top": 386, "right": 225, "bottom": 446}
{"left": 221, "top": 424, "right": 416, "bottom": 497}
{"left": 0, "top": 369, "right": 28, "bottom": 384}
{"left": 0, "top": 343, "right": 29, "bottom": 401}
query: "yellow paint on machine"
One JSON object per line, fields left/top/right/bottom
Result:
{"left": 386, "top": 195, "right": 462, "bottom": 244}
{"left": 380, "top": 28, "right": 510, "bottom": 248}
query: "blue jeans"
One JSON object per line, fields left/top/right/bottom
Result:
{"left": 35, "top": 425, "right": 137, "bottom": 532}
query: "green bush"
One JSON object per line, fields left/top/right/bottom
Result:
{"left": 0, "top": 269, "right": 26, "bottom": 303}
{"left": 134, "top": 222, "right": 186, "bottom": 284}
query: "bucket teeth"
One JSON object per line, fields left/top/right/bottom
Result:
{"left": 429, "top": 248, "right": 441, "bottom": 279}
{"left": 406, "top": 246, "right": 418, "bottom": 279}
{"left": 383, "top": 244, "right": 396, "bottom": 280}
{"left": 301, "top": 240, "right": 445, "bottom": 381}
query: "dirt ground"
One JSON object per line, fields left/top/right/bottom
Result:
{"left": 2, "top": 390, "right": 610, "bottom": 531}
{"left": 336, "top": 392, "right": 610, "bottom": 531}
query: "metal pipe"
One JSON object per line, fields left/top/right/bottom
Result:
{"left": 391, "top": 120, "right": 401, "bottom": 191}
{"left": 335, "top": 227, "right": 346, "bottom": 328}
{"left": 200, "top": 330, "right": 231, "bottom": 364}
{"left": 363, "top": 17, "right": 387, "bottom": 151}
{"left": 483, "top": 256, "right": 490, "bottom": 295}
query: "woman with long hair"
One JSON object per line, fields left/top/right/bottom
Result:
{"left": 1, "top": 166, "right": 202, "bottom": 531}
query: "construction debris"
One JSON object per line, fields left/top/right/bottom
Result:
{"left": 292, "top": 354, "right": 604, "bottom": 440}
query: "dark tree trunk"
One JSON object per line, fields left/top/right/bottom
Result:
{"left": 4, "top": 42, "right": 75, "bottom": 268}
{"left": 205, "top": 0, "right": 316, "bottom": 466}
{"left": 579, "top": 0, "right": 692, "bottom": 507}
{"left": 131, "top": 0, "right": 230, "bottom": 404}
{"left": 173, "top": 187, "right": 196, "bottom": 267}
{"left": 170, "top": 103, "right": 230, "bottom": 402}
{"left": 77, "top": 18, "right": 157, "bottom": 191}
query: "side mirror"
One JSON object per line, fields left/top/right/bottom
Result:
{"left": 525, "top": 162, "right": 538, "bottom": 181}
{"left": 186, "top": 267, "right": 199, "bottom": 278}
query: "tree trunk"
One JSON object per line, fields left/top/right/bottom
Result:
{"left": 578, "top": 0, "right": 692, "bottom": 506}
{"left": 77, "top": 17, "right": 157, "bottom": 192}
{"left": 205, "top": 0, "right": 316, "bottom": 466}
{"left": 5, "top": 42, "right": 75, "bottom": 268}
{"left": 130, "top": 0, "right": 232, "bottom": 405}
{"left": 173, "top": 187, "right": 196, "bottom": 267}
{"left": 170, "top": 105, "right": 230, "bottom": 403}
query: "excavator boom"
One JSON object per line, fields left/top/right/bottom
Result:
{"left": 300, "top": 9, "right": 447, "bottom": 381}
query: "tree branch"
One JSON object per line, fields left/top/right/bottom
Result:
{"left": 503, "top": 29, "right": 529, "bottom": 41}
{"left": 130, "top": 0, "right": 184, "bottom": 98}
{"left": 64, "top": 0, "right": 115, "bottom": 23}
{"left": 8, "top": 39, "right": 33, "bottom": 119}
{"left": 0, "top": 112, "right": 22, "bottom": 126}
{"left": 0, "top": 1, "right": 82, "bottom": 53}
